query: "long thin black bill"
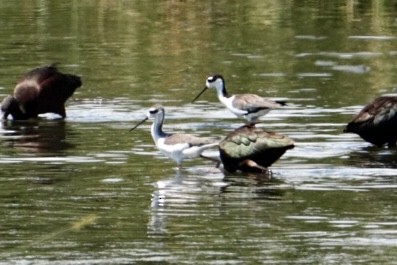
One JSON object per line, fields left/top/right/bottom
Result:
{"left": 191, "top": 86, "right": 208, "bottom": 103}
{"left": 130, "top": 117, "right": 148, "bottom": 131}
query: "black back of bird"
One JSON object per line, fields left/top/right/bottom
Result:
{"left": 344, "top": 96, "right": 397, "bottom": 147}
{"left": 1, "top": 64, "right": 82, "bottom": 120}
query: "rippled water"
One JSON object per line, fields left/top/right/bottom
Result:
{"left": 1, "top": 1, "right": 397, "bottom": 264}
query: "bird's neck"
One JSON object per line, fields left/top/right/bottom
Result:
{"left": 151, "top": 113, "right": 167, "bottom": 143}
{"left": 216, "top": 85, "right": 229, "bottom": 100}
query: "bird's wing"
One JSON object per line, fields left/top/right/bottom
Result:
{"left": 21, "top": 64, "right": 58, "bottom": 84}
{"left": 220, "top": 127, "right": 294, "bottom": 158}
{"left": 164, "top": 133, "right": 218, "bottom": 147}
{"left": 351, "top": 97, "right": 397, "bottom": 126}
{"left": 233, "top": 94, "right": 282, "bottom": 113}
{"left": 38, "top": 69, "right": 81, "bottom": 103}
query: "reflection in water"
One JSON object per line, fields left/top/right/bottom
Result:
{"left": 148, "top": 169, "right": 226, "bottom": 235}
{"left": 223, "top": 173, "right": 288, "bottom": 200}
{"left": 1, "top": 0, "right": 397, "bottom": 263}
{"left": 345, "top": 146, "right": 397, "bottom": 169}
{"left": 148, "top": 170, "right": 184, "bottom": 235}
{"left": 0, "top": 119, "right": 74, "bottom": 154}
{"left": 148, "top": 168, "right": 288, "bottom": 235}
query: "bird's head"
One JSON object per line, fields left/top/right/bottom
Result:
{"left": 1, "top": 96, "right": 24, "bottom": 120}
{"left": 191, "top": 74, "right": 226, "bottom": 103}
{"left": 130, "top": 104, "right": 165, "bottom": 131}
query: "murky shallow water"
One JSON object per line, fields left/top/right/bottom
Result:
{"left": 1, "top": 98, "right": 397, "bottom": 264}
{"left": 1, "top": 1, "right": 397, "bottom": 264}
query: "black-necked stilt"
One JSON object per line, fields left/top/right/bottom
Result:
{"left": 130, "top": 104, "right": 219, "bottom": 167}
{"left": 219, "top": 124, "right": 294, "bottom": 173}
{"left": 1, "top": 64, "right": 82, "bottom": 120}
{"left": 344, "top": 96, "right": 397, "bottom": 147}
{"left": 192, "top": 74, "right": 286, "bottom": 124}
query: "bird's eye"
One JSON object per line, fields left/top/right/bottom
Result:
{"left": 207, "top": 76, "right": 215, "bottom": 82}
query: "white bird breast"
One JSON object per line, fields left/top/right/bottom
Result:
{"left": 220, "top": 95, "right": 247, "bottom": 116}
{"left": 156, "top": 138, "right": 201, "bottom": 162}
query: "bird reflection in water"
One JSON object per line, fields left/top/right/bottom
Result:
{"left": 0, "top": 119, "right": 74, "bottom": 154}
{"left": 147, "top": 166, "right": 288, "bottom": 235}
{"left": 147, "top": 168, "right": 227, "bottom": 235}
{"left": 222, "top": 173, "right": 288, "bottom": 200}
{"left": 148, "top": 170, "right": 184, "bottom": 235}
{"left": 345, "top": 145, "right": 397, "bottom": 169}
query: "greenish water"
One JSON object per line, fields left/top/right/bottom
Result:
{"left": 1, "top": 0, "right": 397, "bottom": 264}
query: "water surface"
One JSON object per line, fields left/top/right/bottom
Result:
{"left": 1, "top": 1, "right": 397, "bottom": 264}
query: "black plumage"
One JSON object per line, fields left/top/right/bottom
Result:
{"left": 344, "top": 96, "right": 397, "bottom": 147}
{"left": 1, "top": 64, "right": 81, "bottom": 120}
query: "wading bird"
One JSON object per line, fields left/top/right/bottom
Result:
{"left": 1, "top": 64, "right": 81, "bottom": 120}
{"left": 344, "top": 96, "right": 397, "bottom": 147}
{"left": 130, "top": 104, "right": 219, "bottom": 167}
{"left": 219, "top": 124, "right": 294, "bottom": 173}
{"left": 192, "top": 74, "right": 285, "bottom": 124}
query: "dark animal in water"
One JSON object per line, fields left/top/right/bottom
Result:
{"left": 1, "top": 64, "right": 81, "bottom": 120}
{"left": 344, "top": 96, "right": 397, "bottom": 147}
{"left": 219, "top": 124, "right": 294, "bottom": 173}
